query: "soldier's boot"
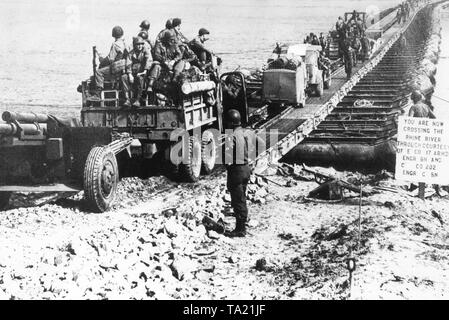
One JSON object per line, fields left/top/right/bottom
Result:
{"left": 225, "top": 218, "right": 246, "bottom": 238}
{"left": 132, "top": 90, "right": 143, "bottom": 108}
{"left": 132, "top": 100, "right": 141, "bottom": 108}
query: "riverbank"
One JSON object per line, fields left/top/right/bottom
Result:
{"left": 1, "top": 166, "right": 449, "bottom": 299}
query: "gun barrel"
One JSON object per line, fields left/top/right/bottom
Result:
{"left": 0, "top": 123, "right": 17, "bottom": 135}
{"left": 0, "top": 123, "right": 47, "bottom": 136}
{"left": 2, "top": 111, "right": 49, "bottom": 123}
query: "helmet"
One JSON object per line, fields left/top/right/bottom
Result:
{"left": 138, "top": 31, "right": 149, "bottom": 40}
{"left": 112, "top": 26, "right": 124, "bottom": 38}
{"left": 172, "top": 18, "right": 182, "bottom": 28}
{"left": 162, "top": 30, "right": 176, "bottom": 44}
{"left": 199, "top": 28, "right": 210, "bottom": 36}
{"left": 226, "top": 109, "right": 241, "bottom": 127}
{"left": 133, "top": 36, "right": 145, "bottom": 46}
{"left": 411, "top": 90, "right": 423, "bottom": 103}
{"left": 165, "top": 19, "right": 173, "bottom": 29}
{"left": 139, "top": 19, "right": 150, "bottom": 30}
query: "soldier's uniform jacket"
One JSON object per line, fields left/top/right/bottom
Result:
{"left": 125, "top": 47, "right": 152, "bottom": 74}
{"left": 408, "top": 102, "right": 436, "bottom": 118}
{"left": 99, "top": 39, "right": 128, "bottom": 70}
{"left": 225, "top": 127, "right": 254, "bottom": 166}
{"left": 189, "top": 36, "right": 211, "bottom": 57}
{"left": 175, "top": 29, "right": 190, "bottom": 44}
{"left": 153, "top": 42, "right": 182, "bottom": 65}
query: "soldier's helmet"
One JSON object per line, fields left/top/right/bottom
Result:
{"left": 133, "top": 36, "right": 145, "bottom": 46}
{"left": 112, "top": 26, "right": 124, "bottom": 38}
{"left": 165, "top": 19, "right": 173, "bottom": 29}
{"left": 199, "top": 28, "right": 210, "bottom": 36}
{"left": 162, "top": 30, "right": 177, "bottom": 44}
{"left": 172, "top": 18, "right": 182, "bottom": 28}
{"left": 226, "top": 109, "right": 242, "bottom": 127}
{"left": 138, "top": 31, "right": 149, "bottom": 40}
{"left": 411, "top": 90, "right": 423, "bottom": 103}
{"left": 140, "top": 20, "right": 150, "bottom": 30}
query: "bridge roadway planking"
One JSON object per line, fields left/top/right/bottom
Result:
{"left": 250, "top": 7, "right": 420, "bottom": 174}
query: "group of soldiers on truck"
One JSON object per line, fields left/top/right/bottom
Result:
{"left": 87, "top": 18, "right": 219, "bottom": 108}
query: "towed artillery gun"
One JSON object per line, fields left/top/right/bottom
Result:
{"left": 0, "top": 111, "right": 133, "bottom": 212}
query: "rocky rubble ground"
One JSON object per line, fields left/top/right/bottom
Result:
{"left": 1, "top": 164, "right": 449, "bottom": 300}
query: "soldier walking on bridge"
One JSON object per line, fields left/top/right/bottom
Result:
{"left": 224, "top": 109, "right": 252, "bottom": 238}
{"left": 342, "top": 39, "right": 353, "bottom": 80}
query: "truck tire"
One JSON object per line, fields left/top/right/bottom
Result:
{"left": 180, "top": 136, "right": 202, "bottom": 182}
{"left": 0, "top": 192, "right": 11, "bottom": 211}
{"left": 83, "top": 146, "right": 119, "bottom": 213}
{"left": 201, "top": 130, "right": 216, "bottom": 175}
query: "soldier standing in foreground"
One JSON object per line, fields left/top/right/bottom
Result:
{"left": 224, "top": 109, "right": 252, "bottom": 238}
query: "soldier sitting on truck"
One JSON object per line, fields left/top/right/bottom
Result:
{"left": 172, "top": 18, "right": 190, "bottom": 45}
{"left": 155, "top": 19, "right": 173, "bottom": 46}
{"left": 89, "top": 26, "right": 128, "bottom": 100}
{"left": 139, "top": 20, "right": 154, "bottom": 52}
{"left": 152, "top": 30, "right": 186, "bottom": 84}
{"left": 189, "top": 28, "right": 214, "bottom": 68}
{"left": 138, "top": 31, "right": 154, "bottom": 57}
{"left": 121, "top": 36, "right": 153, "bottom": 108}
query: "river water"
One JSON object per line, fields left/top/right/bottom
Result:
{"left": 0, "top": 0, "right": 403, "bottom": 118}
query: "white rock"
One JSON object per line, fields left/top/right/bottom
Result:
{"left": 170, "top": 257, "right": 198, "bottom": 281}
{"left": 207, "top": 230, "right": 221, "bottom": 240}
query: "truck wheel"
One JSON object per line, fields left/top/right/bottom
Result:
{"left": 180, "top": 136, "right": 202, "bottom": 182}
{"left": 201, "top": 130, "right": 216, "bottom": 175}
{"left": 0, "top": 192, "right": 11, "bottom": 211}
{"left": 84, "top": 146, "right": 119, "bottom": 213}
{"left": 316, "top": 79, "right": 324, "bottom": 97}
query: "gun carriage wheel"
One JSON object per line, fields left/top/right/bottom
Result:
{"left": 83, "top": 146, "right": 119, "bottom": 212}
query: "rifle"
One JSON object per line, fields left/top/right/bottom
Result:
{"left": 302, "top": 164, "right": 372, "bottom": 196}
